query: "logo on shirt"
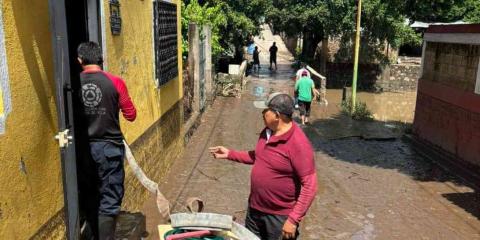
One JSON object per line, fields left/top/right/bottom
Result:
{"left": 82, "top": 83, "right": 103, "bottom": 108}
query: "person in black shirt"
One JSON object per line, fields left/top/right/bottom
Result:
{"left": 253, "top": 46, "right": 261, "bottom": 72}
{"left": 269, "top": 42, "right": 278, "bottom": 70}
{"left": 77, "top": 42, "right": 137, "bottom": 240}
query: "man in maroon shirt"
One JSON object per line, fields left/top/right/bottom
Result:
{"left": 210, "top": 93, "right": 317, "bottom": 240}
{"left": 77, "top": 42, "right": 136, "bottom": 240}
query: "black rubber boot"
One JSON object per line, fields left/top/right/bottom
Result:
{"left": 98, "top": 215, "right": 116, "bottom": 240}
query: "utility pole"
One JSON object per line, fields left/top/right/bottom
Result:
{"left": 351, "top": 0, "right": 362, "bottom": 114}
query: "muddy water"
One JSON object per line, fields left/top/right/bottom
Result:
{"left": 325, "top": 89, "right": 417, "bottom": 124}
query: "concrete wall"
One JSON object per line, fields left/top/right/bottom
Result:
{"left": 414, "top": 40, "right": 480, "bottom": 167}
{"left": 0, "top": 0, "right": 65, "bottom": 239}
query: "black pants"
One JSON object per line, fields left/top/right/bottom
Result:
{"left": 90, "top": 142, "right": 126, "bottom": 216}
{"left": 78, "top": 142, "right": 125, "bottom": 239}
{"left": 245, "top": 208, "right": 299, "bottom": 240}
{"left": 298, "top": 100, "right": 311, "bottom": 117}
{"left": 270, "top": 56, "right": 277, "bottom": 66}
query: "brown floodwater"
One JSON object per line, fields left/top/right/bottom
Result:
{"left": 325, "top": 89, "right": 418, "bottom": 124}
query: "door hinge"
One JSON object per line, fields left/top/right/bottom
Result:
{"left": 55, "top": 129, "right": 73, "bottom": 148}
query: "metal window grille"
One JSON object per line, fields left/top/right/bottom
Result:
{"left": 153, "top": 1, "right": 178, "bottom": 86}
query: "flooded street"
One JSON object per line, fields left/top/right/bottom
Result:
{"left": 143, "top": 26, "right": 480, "bottom": 239}
{"left": 325, "top": 90, "right": 417, "bottom": 124}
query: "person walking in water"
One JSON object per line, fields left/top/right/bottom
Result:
{"left": 269, "top": 42, "right": 278, "bottom": 70}
{"left": 294, "top": 62, "right": 311, "bottom": 108}
{"left": 253, "top": 46, "right": 261, "bottom": 72}
{"left": 295, "top": 70, "right": 318, "bottom": 125}
{"left": 210, "top": 93, "right": 317, "bottom": 240}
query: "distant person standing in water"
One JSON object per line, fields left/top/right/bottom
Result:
{"left": 253, "top": 46, "right": 261, "bottom": 72}
{"left": 269, "top": 42, "right": 278, "bottom": 70}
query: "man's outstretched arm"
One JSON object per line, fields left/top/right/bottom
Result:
{"left": 209, "top": 146, "right": 255, "bottom": 165}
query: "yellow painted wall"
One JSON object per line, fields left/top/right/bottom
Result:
{"left": 0, "top": 0, "right": 64, "bottom": 239}
{"left": 103, "top": 0, "right": 183, "bottom": 143}
{"left": 0, "top": 0, "right": 184, "bottom": 238}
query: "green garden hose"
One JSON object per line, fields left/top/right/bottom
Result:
{"left": 164, "top": 229, "right": 225, "bottom": 240}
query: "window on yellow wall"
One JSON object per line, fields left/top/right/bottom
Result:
{"left": 153, "top": 0, "right": 179, "bottom": 87}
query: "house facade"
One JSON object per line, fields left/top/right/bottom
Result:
{"left": 414, "top": 24, "right": 480, "bottom": 169}
{"left": 0, "top": 0, "right": 184, "bottom": 238}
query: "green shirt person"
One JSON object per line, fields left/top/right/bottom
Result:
{"left": 295, "top": 71, "right": 318, "bottom": 124}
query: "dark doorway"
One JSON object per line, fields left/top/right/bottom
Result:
{"left": 64, "top": 0, "right": 102, "bottom": 238}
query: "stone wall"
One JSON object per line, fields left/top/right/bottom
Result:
{"left": 325, "top": 62, "right": 420, "bottom": 92}
{"left": 377, "top": 64, "right": 421, "bottom": 92}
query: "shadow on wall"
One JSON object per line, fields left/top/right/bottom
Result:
{"left": 11, "top": 1, "right": 56, "bottom": 130}
{"left": 442, "top": 192, "right": 480, "bottom": 220}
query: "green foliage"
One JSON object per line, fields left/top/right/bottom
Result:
{"left": 182, "top": 0, "right": 270, "bottom": 58}
{"left": 181, "top": 0, "right": 227, "bottom": 57}
{"left": 210, "top": 0, "right": 270, "bottom": 55}
{"left": 267, "top": 0, "right": 422, "bottom": 63}
{"left": 404, "top": 0, "right": 475, "bottom": 23}
{"left": 341, "top": 99, "right": 373, "bottom": 121}
{"left": 464, "top": 0, "right": 480, "bottom": 23}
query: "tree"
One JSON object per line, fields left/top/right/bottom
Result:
{"left": 464, "top": 0, "right": 480, "bottom": 23}
{"left": 267, "top": 0, "right": 420, "bottom": 63}
{"left": 181, "top": 0, "right": 227, "bottom": 57}
{"left": 403, "top": 0, "right": 480, "bottom": 23}
{"left": 183, "top": 0, "right": 271, "bottom": 60}
{"left": 267, "top": 0, "right": 328, "bottom": 61}
{"left": 210, "top": 0, "right": 271, "bottom": 60}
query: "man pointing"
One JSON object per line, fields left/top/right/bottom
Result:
{"left": 210, "top": 93, "right": 317, "bottom": 240}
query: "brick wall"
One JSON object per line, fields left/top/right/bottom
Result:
{"left": 423, "top": 43, "right": 480, "bottom": 91}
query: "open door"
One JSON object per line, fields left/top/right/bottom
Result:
{"left": 48, "top": 0, "right": 102, "bottom": 239}
{"left": 48, "top": 1, "right": 80, "bottom": 239}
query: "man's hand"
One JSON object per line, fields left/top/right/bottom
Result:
{"left": 282, "top": 220, "right": 297, "bottom": 239}
{"left": 209, "top": 146, "right": 230, "bottom": 159}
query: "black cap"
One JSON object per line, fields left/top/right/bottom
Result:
{"left": 253, "top": 92, "right": 294, "bottom": 117}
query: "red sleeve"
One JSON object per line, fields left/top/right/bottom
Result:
{"left": 287, "top": 134, "right": 317, "bottom": 224}
{"left": 227, "top": 150, "right": 256, "bottom": 165}
{"left": 288, "top": 173, "right": 318, "bottom": 224}
{"left": 290, "top": 136, "right": 316, "bottom": 177}
{"left": 105, "top": 72, "right": 137, "bottom": 121}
